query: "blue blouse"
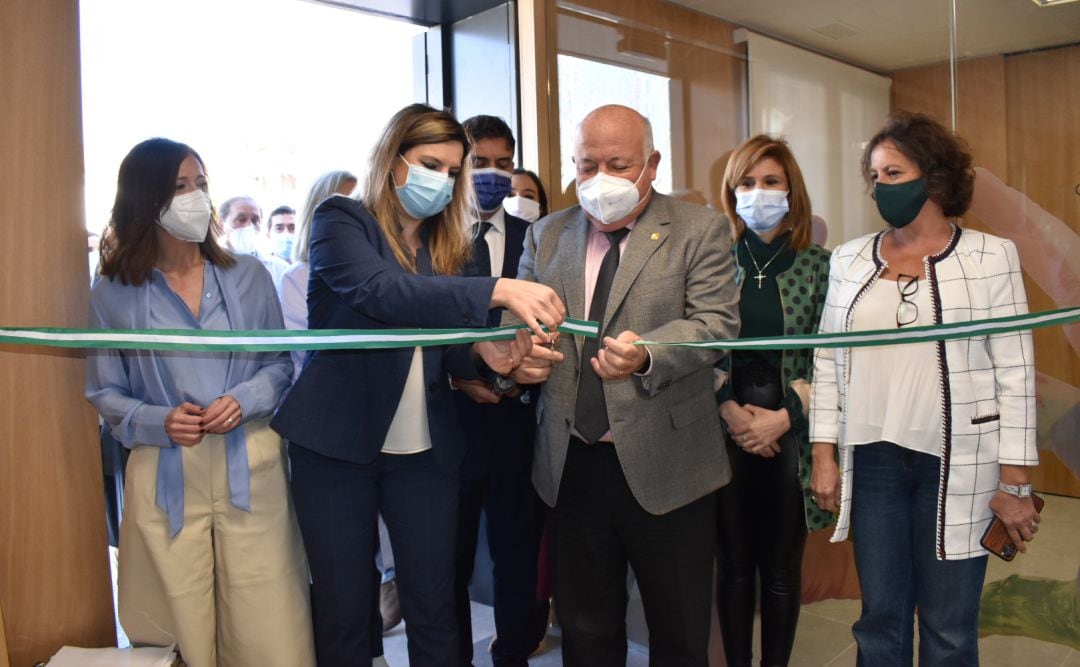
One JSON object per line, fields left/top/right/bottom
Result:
{"left": 86, "top": 254, "right": 291, "bottom": 536}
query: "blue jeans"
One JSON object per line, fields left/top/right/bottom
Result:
{"left": 851, "top": 442, "right": 987, "bottom": 667}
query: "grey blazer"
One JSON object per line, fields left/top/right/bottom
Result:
{"left": 514, "top": 192, "right": 741, "bottom": 515}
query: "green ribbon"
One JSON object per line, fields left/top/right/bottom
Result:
{"left": 637, "top": 306, "right": 1080, "bottom": 350}
{"left": 0, "top": 308, "right": 1076, "bottom": 352}
{"left": 0, "top": 319, "right": 598, "bottom": 352}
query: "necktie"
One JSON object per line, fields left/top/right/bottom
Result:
{"left": 472, "top": 221, "right": 493, "bottom": 277}
{"left": 574, "top": 227, "right": 630, "bottom": 443}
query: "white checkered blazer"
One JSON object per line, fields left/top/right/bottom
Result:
{"left": 809, "top": 226, "right": 1038, "bottom": 560}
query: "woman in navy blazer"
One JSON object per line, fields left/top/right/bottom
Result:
{"left": 271, "top": 104, "right": 564, "bottom": 667}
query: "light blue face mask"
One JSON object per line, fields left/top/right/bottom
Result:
{"left": 271, "top": 233, "right": 295, "bottom": 262}
{"left": 395, "top": 154, "right": 455, "bottom": 220}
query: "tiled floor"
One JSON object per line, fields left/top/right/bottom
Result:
{"left": 382, "top": 494, "right": 1080, "bottom": 666}
{"left": 108, "top": 495, "right": 1078, "bottom": 665}
{"left": 382, "top": 604, "right": 650, "bottom": 666}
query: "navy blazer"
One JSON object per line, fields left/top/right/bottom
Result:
{"left": 455, "top": 213, "right": 538, "bottom": 476}
{"left": 271, "top": 196, "right": 498, "bottom": 473}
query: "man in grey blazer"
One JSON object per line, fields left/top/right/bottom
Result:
{"left": 508, "top": 104, "right": 740, "bottom": 665}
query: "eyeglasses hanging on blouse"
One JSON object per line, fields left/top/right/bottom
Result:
{"left": 896, "top": 273, "right": 919, "bottom": 328}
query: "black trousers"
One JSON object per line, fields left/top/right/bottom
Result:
{"left": 453, "top": 399, "right": 545, "bottom": 667}
{"left": 290, "top": 444, "right": 459, "bottom": 667}
{"left": 552, "top": 437, "right": 716, "bottom": 667}
{"left": 716, "top": 381, "right": 807, "bottom": 667}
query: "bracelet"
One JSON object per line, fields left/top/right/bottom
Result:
{"left": 998, "top": 482, "right": 1033, "bottom": 498}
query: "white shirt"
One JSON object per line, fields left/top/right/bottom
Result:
{"left": 250, "top": 248, "right": 290, "bottom": 292}
{"left": 847, "top": 277, "right": 942, "bottom": 456}
{"left": 382, "top": 347, "right": 433, "bottom": 454}
{"left": 476, "top": 207, "right": 506, "bottom": 277}
{"left": 278, "top": 261, "right": 309, "bottom": 382}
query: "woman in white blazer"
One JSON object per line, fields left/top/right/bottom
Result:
{"left": 808, "top": 111, "right": 1040, "bottom": 666}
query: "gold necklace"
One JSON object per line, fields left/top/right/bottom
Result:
{"left": 744, "top": 238, "right": 786, "bottom": 289}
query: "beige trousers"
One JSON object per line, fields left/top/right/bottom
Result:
{"left": 118, "top": 420, "right": 315, "bottom": 667}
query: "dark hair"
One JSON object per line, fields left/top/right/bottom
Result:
{"left": 269, "top": 205, "right": 296, "bottom": 220}
{"left": 462, "top": 115, "right": 516, "bottom": 153}
{"left": 861, "top": 110, "right": 974, "bottom": 218}
{"left": 512, "top": 168, "right": 549, "bottom": 218}
{"left": 98, "top": 138, "right": 233, "bottom": 286}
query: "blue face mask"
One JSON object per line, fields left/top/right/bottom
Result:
{"left": 472, "top": 167, "right": 513, "bottom": 212}
{"left": 395, "top": 154, "right": 455, "bottom": 220}
{"left": 271, "top": 233, "right": 295, "bottom": 262}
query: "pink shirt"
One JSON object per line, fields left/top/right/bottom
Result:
{"left": 583, "top": 219, "right": 636, "bottom": 319}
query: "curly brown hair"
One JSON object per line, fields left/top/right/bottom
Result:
{"left": 861, "top": 110, "right": 974, "bottom": 218}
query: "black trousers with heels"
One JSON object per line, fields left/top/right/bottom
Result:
{"left": 716, "top": 377, "right": 808, "bottom": 667}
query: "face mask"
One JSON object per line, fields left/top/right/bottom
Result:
{"left": 874, "top": 179, "right": 928, "bottom": 229}
{"left": 158, "top": 189, "right": 212, "bottom": 242}
{"left": 735, "top": 188, "right": 790, "bottom": 232}
{"left": 395, "top": 154, "right": 455, "bottom": 220}
{"left": 577, "top": 170, "right": 645, "bottom": 225}
{"left": 504, "top": 195, "right": 541, "bottom": 223}
{"left": 472, "top": 168, "right": 512, "bottom": 212}
{"left": 271, "top": 233, "right": 295, "bottom": 262}
{"left": 227, "top": 224, "right": 260, "bottom": 254}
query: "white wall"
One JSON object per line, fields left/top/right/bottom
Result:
{"left": 740, "top": 31, "right": 891, "bottom": 248}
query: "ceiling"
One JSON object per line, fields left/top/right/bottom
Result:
{"left": 664, "top": 0, "right": 1080, "bottom": 71}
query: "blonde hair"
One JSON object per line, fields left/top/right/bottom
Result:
{"left": 362, "top": 104, "right": 473, "bottom": 275}
{"left": 722, "top": 135, "right": 813, "bottom": 251}
{"left": 295, "top": 170, "right": 357, "bottom": 263}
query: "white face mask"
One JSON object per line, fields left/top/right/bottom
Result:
{"left": 158, "top": 189, "right": 212, "bottom": 242}
{"left": 577, "top": 169, "right": 646, "bottom": 225}
{"left": 503, "top": 195, "right": 542, "bottom": 223}
{"left": 735, "top": 188, "right": 790, "bottom": 232}
{"left": 227, "top": 224, "right": 260, "bottom": 255}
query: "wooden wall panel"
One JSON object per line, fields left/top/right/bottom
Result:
{"left": 0, "top": 599, "right": 8, "bottom": 667}
{"left": 1004, "top": 45, "right": 1080, "bottom": 497}
{"left": 538, "top": 0, "right": 746, "bottom": 212}
{"left": 891, "top": 56, "right": 1008, "bottom": 181}
{"left": 0, "top": 0, "right": 116, "bottom": 664}
{"left": 516, "top": 0, "right": 555, "bottom": 181}
{"left": 890, "top": 49, "right": 1080, "bottom": 497}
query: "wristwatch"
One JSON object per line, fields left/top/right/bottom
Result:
{"left": 491, "top": 374, "right": 518, "bottom": 395}
{"left": 998, "top": 482, "right": 1033, "bottom": 498}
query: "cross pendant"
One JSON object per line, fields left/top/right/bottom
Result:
{"left": 754, "top": 272, "right": 766, "bottom": 288}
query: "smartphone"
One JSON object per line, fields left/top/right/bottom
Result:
{"left": 980, "top": 493, "right": 1045, "bottom": 561}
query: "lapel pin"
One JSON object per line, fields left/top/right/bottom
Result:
{"left": 650, "top": 232, "right": 660, "bottom": 240}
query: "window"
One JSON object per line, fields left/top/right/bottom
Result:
{"left": 79, "top": 0, "right": 425, "bottom": 231}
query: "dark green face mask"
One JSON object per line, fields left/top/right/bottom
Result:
{"left": 874, "top": 179, "right": 928, "bottom": 229}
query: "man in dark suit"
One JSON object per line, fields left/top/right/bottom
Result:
{"left": 452, "top": 115, "right": 546, "bottom": 667}
{"left": 508, "top": 104, "right": 740, "bottom": 666}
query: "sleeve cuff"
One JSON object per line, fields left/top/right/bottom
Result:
{"left": 632, "top": 347, "right": 654, "bottom": 377}
{"left": 132, "top": 404, "right": 172, "bottom": 447}
{"left": 227, "top": 384, "right": 258, "bottom": 420}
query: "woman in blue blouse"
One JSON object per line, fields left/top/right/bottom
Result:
{"left": 271, "top": 103, "right": 563, "bottom": 666}
{"left": 86, "top": 138, "right": 314, "bottom": 667}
